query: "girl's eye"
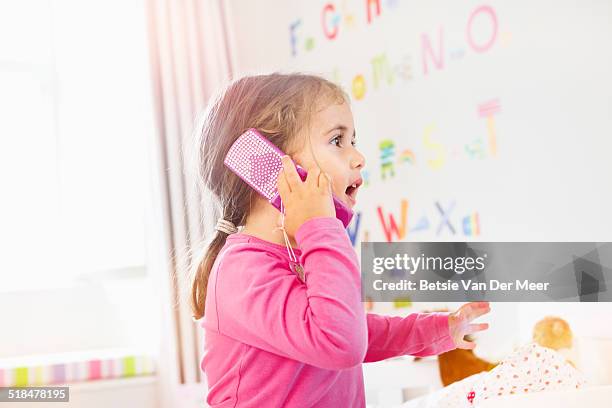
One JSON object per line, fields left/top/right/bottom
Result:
{"left": 330, "top": 134, "right": 357, "bottom": 147}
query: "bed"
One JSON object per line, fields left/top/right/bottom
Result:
{"left": 476, "top": 384, "right": 612, "bottom": 407}
{"left": 397, "top": 384, "right": 612, "bottom": 408}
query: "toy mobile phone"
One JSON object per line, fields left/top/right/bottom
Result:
{"left": 223, "top": 128, "right": 354, "bottom": 228}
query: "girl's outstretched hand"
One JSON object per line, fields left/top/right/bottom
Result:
{"left": 276, "top": 155, "right": 335, "bottom": 237}
{"left": 448, "top": 301, "right": 491, "bottom": 350}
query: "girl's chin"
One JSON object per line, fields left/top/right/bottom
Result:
{"left": 345, "top": 193, "right": 356, "bottom": 208}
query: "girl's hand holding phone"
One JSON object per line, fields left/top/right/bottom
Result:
{"left": 276, "top": 155, "right": 336, "bottom": 237}
{"left": 448, "top": 301, "right": 491, "bottom": 349}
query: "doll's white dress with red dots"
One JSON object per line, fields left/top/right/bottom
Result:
{"left": 401, "top": 343, "right": 586, "bottom": 408}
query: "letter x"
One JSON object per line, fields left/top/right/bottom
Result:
{"left": 435, "top": 200, "right": 456, "bottom": 235}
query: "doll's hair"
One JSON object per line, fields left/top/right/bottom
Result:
{"left": 189, "top": 72, "right": 349, "bottom": 320}
{"left": 533, "top": 316, "right": 573, "bottom": 350}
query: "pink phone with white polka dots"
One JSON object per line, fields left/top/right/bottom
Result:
{"left": 224, "top": 128, "right": 354, "bottom": 228}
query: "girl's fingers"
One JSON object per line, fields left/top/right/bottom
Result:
{"left": 464, "top": 323, "right": 489, "bottom": 335}
{"left": 281, "top": 155, "right": 302, "bottom": 189}
{"left": 277, "top": 168, "right": 291, "bottom": 195}
{"left": 305, "top": 166, "right": 321, "bottom": 188}
{"left": 461, "top": 302, "right": 491, "bottom": 321}
{"left": 451, "top": 303, "right": 489, "bottom": 350}
{"left": 456, "top": 338, "right": 476, "bottom": 350}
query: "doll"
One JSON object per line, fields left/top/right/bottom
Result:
{"left": 532, "top": 316, "right": 577, "bottom": 367}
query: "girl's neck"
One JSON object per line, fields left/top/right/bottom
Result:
{"left": 241, "top": 201, "right": 299, "bottom": 249}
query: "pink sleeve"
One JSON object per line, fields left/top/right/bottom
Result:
{"left": 363, "top": 312, "right": 457, "bottom": 363}
{"left": 210, "top": 216, "right": 367, "bottom": 370}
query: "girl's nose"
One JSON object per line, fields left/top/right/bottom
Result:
{"left": 351, "top": 150, "right": 366, "bottom": 169}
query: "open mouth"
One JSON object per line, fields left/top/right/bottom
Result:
{"left": 344, "top": 177, "right": 363, "bottom": 205}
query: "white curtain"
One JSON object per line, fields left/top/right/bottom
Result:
{"left": 145, "top": 0, "right": 235, "bottom": 405}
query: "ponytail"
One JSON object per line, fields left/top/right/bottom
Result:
{"left": 190, "top": 229, "right": 231, "bottom": 320}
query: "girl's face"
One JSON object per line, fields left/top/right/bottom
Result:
{"left": 292, "top": 100, "right": 366, "bottom": 208}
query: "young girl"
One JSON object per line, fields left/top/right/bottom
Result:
{"left": 190, "top": 72, "right": 490, "bottom": 407}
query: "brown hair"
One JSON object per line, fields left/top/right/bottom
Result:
{"left": 189, "top": 72, "right": 349, "bottom": 320}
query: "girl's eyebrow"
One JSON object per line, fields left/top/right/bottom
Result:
{"left": 325, "top": 125, "right": 357, "bottom": 138}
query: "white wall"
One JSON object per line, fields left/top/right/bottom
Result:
{"left": 222, "top": 0, "right": 612, "bottom": 361}
{"left": 0, "top": 279, "right": 158, "bottom": 358}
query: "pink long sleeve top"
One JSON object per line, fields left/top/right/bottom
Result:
{"left": 200, "top": 216, "right": 456, "bottom": 407}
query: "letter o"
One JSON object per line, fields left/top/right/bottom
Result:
{"left": 466, "top": 5, "right": 498, "bottom": 53}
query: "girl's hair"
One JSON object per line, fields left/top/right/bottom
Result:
{"left": 189, "top": 72, "right": 349, "bottom": 320}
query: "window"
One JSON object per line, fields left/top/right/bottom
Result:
{"left": 0, "top": 0, "right": 153, "bottom": 291}
{"left": 0, "top": 0, "right": 158, "bottom": 358}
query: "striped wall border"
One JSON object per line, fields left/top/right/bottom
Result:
{"left": 0, "top": 355, "right": 155, "bottom": 387}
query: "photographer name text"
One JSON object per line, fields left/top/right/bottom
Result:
{"left": 373, "top": 279, "right": 550, "bottom": 292}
